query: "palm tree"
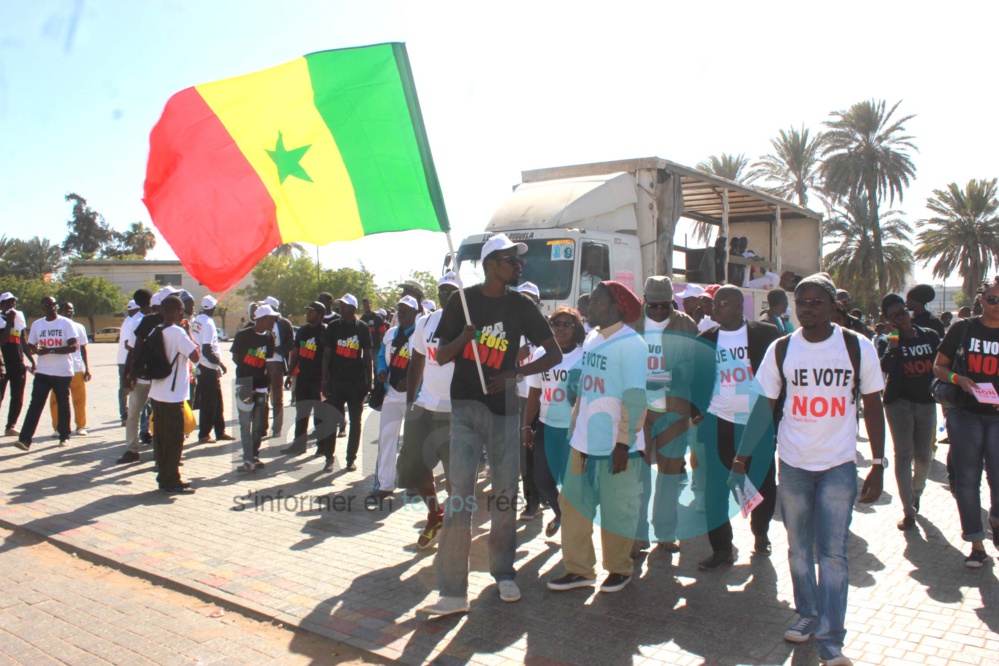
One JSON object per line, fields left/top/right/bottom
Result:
{"left": 821, "top": 99, "right": 917, "bottom": 295}
{"left": 823, "top": 195, "right": 913, "bottom": 308}
{"left": 271, "top": 243, "right": 307, "bottom": 259}
{"left": 748, "top": 126, "right": 825, "bottom": 207}
{"left": 7, "top": 237, "right": 65, "bottom": 278}
{"left": 692, "top": 153, "right": 755, "bottom": 242}
{"left": 122, "top": 222, "right": 157, "bottom": 257}
{"left": 915, "top": 179, "right": 999, "bottom": 299}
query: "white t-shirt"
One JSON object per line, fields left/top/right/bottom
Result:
{"left": 193, "top": 313, "right": 219, "bottom": 370}
{"left": 0, "top": 309, "right": 27, "bottom": 345}
{"left": 516, "top": 335, "right": 535, "bottom": 399}
{"left": 754, "top": 328, "right": 884, "bottom": 471}
{"left": 268, "top": 321, "right": 282, "bottom": 362}
{"left": 149, "top": 324, "right": 197, "bottom": 403}
{"left": 527, "top": 346, "right": 583, "bottom": 429}
{"left": 28, "top": 316, "right": 77, "bottom": 377}
{"left": 697, "top": 315, "right": 717, "bottom": 333}
{"left": 116, "top": 314, "right": 137, "bottom": 364}
{"left": 411, "top": 310, "right": 454, "bottom": 413}
{"left": 643, "top": 317, "right": 671, "bottom": 411}
{"left": 707, "top": 325, "right": 754, "bottom": 425}
{"left": 67, "top": 321, "right": 88, "bottom": 374}
{"left": 569, "top": 325, "right": 648, "bottom": 456}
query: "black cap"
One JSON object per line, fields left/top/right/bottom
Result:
{"left": 306, "top": 301, "right": 327, "bottom": 316}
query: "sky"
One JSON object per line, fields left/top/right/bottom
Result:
{"left": 2, "top": 0, "right": 997, "bottom": 293}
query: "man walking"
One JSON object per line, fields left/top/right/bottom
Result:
{"left": 260, "top": 296, "right": 294, "bottom": 439}
{"left": 15, "top": 296, "right": 77, "bottom": 451}
{"left": 116, "top": 300, "right": 140, "bottom": 426}
{"left": 150, "top": 295, "right": 200, "bottom": 493}
{"left": 49, "top": 302, "right": 90, "bottom": 436}
{"left": 742, "top": 273, "right": 886, "bottom": 666}
{"left": 360, "top": 297, "right": 387, "bottom": 353}
{"left": 321, "top": 294, "right": 372, "bottom": 473}
{"left": 232, "top": 304, "right": 277, "bottom": 472}
{"left": 421, "top": 233, "right": 560, "bottom": 616}
{"left": 0, "top": 292, "right": 32, "bottom": 437}
{"left": 694, "top": 286, "right": 780, "bottom": 570}
{"left": 282, "top": 301, "right": 328, "bottom": 456}
{"left": 547, "top": 281, "right": 647, "bottom": 594}
{"left": 193, "top": 295, "right": 234, "bottom": 444}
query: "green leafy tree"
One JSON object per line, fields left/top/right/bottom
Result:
{"left": 5, "top": 237, "right": 65, "bottom": 278}
{"left": 0, "top": 276, "right": 55, "bottom": 318}
{"left": 748, "top": 126, "right": 825, "bottom": 207}
{"left": 62, "top": 193, "right": 119, "bottom": 258}
{"left": 823, "top": 194, "right": 913, "bottom": 312}
{"left": 244, "top": 256, "right": 377, "bottom": 318}
{"left": 271, "top": 243, "right": 308, "bottom": 259}
{"left": 57, "top": 275, "right": 127, "bottom": 336}
{"left": 378, "top": 270, "right": 440, "bottom": 309}
{"left": 692, "top": 153, "right": 755, "bottom": 242}
{"left": 122, "top": 222, "right": 157, "bottom": 257}
{"left": 915, "top": 179, "right": 999, "bottom": 300}
{"left": 213, "top": 290, "right": 243, "bottom": 332}
{"left": 821, "top": 99, "right": 917, "bottom": 295}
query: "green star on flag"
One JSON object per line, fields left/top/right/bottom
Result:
{"left": 267, "top": 131, "right": 313, "bottom": 184}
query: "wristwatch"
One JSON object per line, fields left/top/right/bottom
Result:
{"left": 872, "top": 457, "right": 889, "bottom": 469}
{"left": 514, "top": 373, "right": 524, "bottom": 383}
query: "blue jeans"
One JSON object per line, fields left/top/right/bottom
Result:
{"left": 946, "top": 407, "right": 999, "bottom": 541}
{"left": 237, "top": 392, "right": 267, "bottom": 464}
{"left": 436, "top": 400, "right": 520, "bottom": 598}
{"left": 779, "top": 460, "right": 857, "bottom": 649}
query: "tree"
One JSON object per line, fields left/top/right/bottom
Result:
{"left": 823, "top": 194, "right": 913, "bottom": 312}
{"left": 0, "top": 276, "right": 54, "bottom": 318}
{"left": 121, "top": 222, "right": 157, "bottom": 257}
{"left": 748, "top": 126, "right": 825, "bottom": 207}
{"left": 244, "top": 256, "right": 377, "bottom": 318}
{"left": 271, "top": 243, "right": 308, "bottom": 259}
{"left": 915, "top": 179, "right": 999, "bottom": 300}
{"left": 62, "top": 193, "right": 119, "bottom": 258}
{"left": 5, "top": 237, "right": 65, "bottom": 278}
{"left": 378, "top": 270, "right": 440, "bottom": 309}
{"left": 821, "top": 99, "right": 917, "bottom": 295}
{"left": 213, "top": 290, "right": 243, "bottom": 332}
{"left": 57, "top": 275, "right": 127, "bottom": 335}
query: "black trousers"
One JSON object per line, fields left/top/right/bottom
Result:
{"left": 294, "top": 378, "right": 334, "bottom": 450}
{"left": 326, "top": 384, "right": 366, "bottom": 464}
{"left": 197, "top": 367, "right": 226, "bottom": 439}
{"left": 518, "top": 396, "right": 541, "bottom": 510}
{"left": 152, "top": 399, "right": 185, "bottom": 488}
{"left": 20, "top": 373, "right": 71, "bottom": 444}
{"left": 706, "top": 416, "right": 777, "bottom": 553}
{"left": 117, "top": 363, "right": 128, "bottom": 420}
{"left": 0, "top": 364, "right": 26, "bottom": 429}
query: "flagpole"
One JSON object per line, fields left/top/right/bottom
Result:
{"left": 445, "top": 230, "right": 488, "bottom": 394}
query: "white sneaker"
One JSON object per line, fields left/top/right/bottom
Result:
{"left": 419, "top": 596, "right": 469, "bottom": 617}
{"left": 498, "top": 580, "right": 521, "bottom": 602}
{"left": 76, "top": 429, "right": 88, "bottom": 436}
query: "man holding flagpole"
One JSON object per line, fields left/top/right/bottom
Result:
{"left": 422, "top": 233, "right": 562, "bottom": 617}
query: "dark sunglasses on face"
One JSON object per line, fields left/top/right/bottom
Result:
{"left": 550, "top": 320, "right": 576, "bottom": 329}
{"left": 794, "top": 298, "right": 829, "bottom": 309}
{"left": 497, "top": 255, "right": 525, "bottom": 266}
{"left": 646, "top": 302, "right": 671, "bottom": 310}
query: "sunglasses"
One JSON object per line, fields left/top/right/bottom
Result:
{"left": 794, "top": 298, "right": 830, "bottom": 309}
{"left": 985, "top": 295, "right": 999, "bottom": 305}
{"left": 550, "top": 320, "right": 576, "bottom": 329}
{"left": 646, "top": 302, "right": 671, "bottom": 310}
{"left": 714, "top": 299, "right": 740, "bottom": 309}
{"left": 496, "top": 255, "right": 525, "bottom": 267}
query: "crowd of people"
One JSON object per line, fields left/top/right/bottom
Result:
{"left": 1, "top": 233, "right": 997, "bottom": 666}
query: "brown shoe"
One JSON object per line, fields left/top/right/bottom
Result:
{"left": 197, "top": 436, "right": 216, "bottom": 444}
{"left": 217, "top": 433, "right": 237, "bottom": 441}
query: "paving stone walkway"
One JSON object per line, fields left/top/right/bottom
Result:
{"left": 0, "top": 343, "right": 997, "bottom": 665}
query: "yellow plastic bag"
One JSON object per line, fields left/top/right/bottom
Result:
{"left": 183, "top": 401, "right": 197, "bottom": 435}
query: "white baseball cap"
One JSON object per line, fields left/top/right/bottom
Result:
{"left": 157, "top": 286, "right": 180, "bottom": 300}
{"left": 438, "top": 271, "right": 460, "bottom": 288}
{"left": 422, "top": 299, "right": 437, "bottom": 312}
{"left": 376, "top": 308, "right": 387, "bottom": 316}
{"left": 127, "top": 300, "right": 138, "bottom": 310}
{"left": 397, "top": 295, "right": 419, "bottom": 311}
{"left": 337, "top": 293, "right": 358, "bottom": 309}
{"left": 253, "top": 304, "right": 278, "bottom": 320}
{"left": 0, "top": 292, "right": 15, "bottom": 302}
{"left": 676, "top": 284, "right": 705, "bottom": 299}
{"left": 518, "top": 281, "right": 540, "bottom": 300}
{"left": 150, "top": 293, "right": 165, "bottom": 307}
{"left": 202, "top": 295, "right": 218, "bottom": 309}
{"left": 480, "top": 233, "right": 527, "bottom": 263}
{"left": 262, "top": 296, "right": 280, "bottom": 309}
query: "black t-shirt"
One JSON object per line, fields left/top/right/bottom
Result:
{"left": 436, "top": 285, "right": 553, "bottom": 415}
{"left": 231, "top": 328, "right": 275, "bottom": 390}
{"left": 360, "top": 311, "right": 387, "bottom": 351}
{"left": 912, "top": 311, "right": 946, "bottom": 338}
{"left": 939, "top": 317, "right": 999, "bottom": 414}
{"left": 294, "top": 323, "right": 325, "bottom": 383}
{"left": 0, "top": 309, "right": 25, "bottom": 369}
{"left": 877, "top": 325, "right": 940, "bottom": 404}
{"left": 322, "top": 317, "right": 372, "bottom": 387}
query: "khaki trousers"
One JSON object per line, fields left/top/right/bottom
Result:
{"left": 50, "top": 371, "right": 86, "bottom": 431}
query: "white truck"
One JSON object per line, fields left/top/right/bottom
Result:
{"left": 449, "top": 157, "right": 823, "bottom": 322}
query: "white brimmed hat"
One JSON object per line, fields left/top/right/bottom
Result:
{"left": 127, "top": 300, "right": 138, "bottom": 310}
{"left": 676, "top": 284, "right": 705, "bottom": 299}
{"left": 262, "top": 296, "right": 280, "bottom": 309}
{"left": 0, "top": 292, "right": 15, "bottom": 302}
{"left": 518, "top": 282, "right": 540, "bottom": 300}
{"left": 422, "top": 299, "right": 437, "bottom": 312}
{"left": 438, "top": 271, "right": 460, "bottom": 288}
{"left": 480, "top": 233, "right": 528, "bottom": 263}
{"left": 337, "top": 293, "right": 359, "bottom": 309}
{"left": 202, "top": 295, "right": 218, "bottom": 309}
{"left": 253, "top": 304, "right": 278, "bottom": 319}
{"left": 397, "top": 295, "right": 419, "bottom": 311}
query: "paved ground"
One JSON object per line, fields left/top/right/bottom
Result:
{"left": 0, "top": 341, "right": 997, "bottom": 665}
{"left": 0, "top": 525, "right": 383, "bottom": 665}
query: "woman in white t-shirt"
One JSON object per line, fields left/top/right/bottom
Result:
{"left": 522, "top": 307, "right": 585, "bottom": 537}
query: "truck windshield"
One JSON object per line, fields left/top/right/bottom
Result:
{"left": 455, "top": 239, "right": 575, "bottom": 300}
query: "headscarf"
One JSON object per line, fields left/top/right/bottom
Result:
{"left": 794, "top": 272, "right": 837, "bottom": 302}
{"left": 881, "top": 293, "right": 905, "bottom": 315}
{"left": 906, "top": 284, "right": 935, "bottom": 305}
{"left": 599, "top": 280, "right": 642, "bottom": 324}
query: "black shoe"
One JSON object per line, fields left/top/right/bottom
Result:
{"left": 338, "top": 429, "right": 346, "bottom": 438}
{"left": 754, "top": 537, "right": 772, "bottom": 555}
{"left": 547, "top": 573, "right": 595, "bottom": 591}
{"left": 698, "top": 550, "right": 735, "bottom": 571}
{"left": 346, "top": 461, "right": 357, "bottom": 472}
{"left": 160, "top": 485, "right": 195, "bottom": 494}
{"left": 898, "top": 515, "right": 916, "bottom": 531}
{"left": 254, "top": 459, "right": 265, "bottom": 470}
{"left": 281, "top": 445, "right": 306, "bottom": 456}
{"left": 313, "top": 450, "right": 323, "bottom": 457}
{"left": 140, "top": 432, "right": 152, "bottom": 444}
{"left": 965, "top": 549, "right": 988, "bottom": 569}
{"left": 913, "top": 496, "right": 921, "bottom": 514}
{"left": 13, "top": 440, "right": 30, "bottom": 452}
{"left": 600, "top": 573, "right": 632, "bottom": 593}
{"left": 116, "top": 450, "right": 140, "bottom": 464}
{"left": 323, "top": 459, "right": 335, "bottom": 473}
{"left": 120, "top": 417, "right": 127, "bottom": 427}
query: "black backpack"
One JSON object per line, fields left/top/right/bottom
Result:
{"left": 136, "top": 324, "right": 180, "bottom": 384}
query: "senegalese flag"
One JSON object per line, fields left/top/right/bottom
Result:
{"left": 143, "top": 42, "right": 449, "bottom": 292}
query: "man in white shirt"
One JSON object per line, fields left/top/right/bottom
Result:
{"left": 150, "top": 295, "right": 200, "bottom": 493}
{"left": 15, "top": 296, "right": 78, "bottom": 451}
{"left": 192, "top": 295, "right": 233, "bottom": 444}
{"left": 740, "top": 273, "right": 885, "bottom": 666}
{"left": 116, "top": 300, "right": 140, "bottom": 426}
{"left": 0, "top": 292, "right": 33, "bottom": 437}
{"left": 48, "top": 302, "right": 90, "bottom": 437}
